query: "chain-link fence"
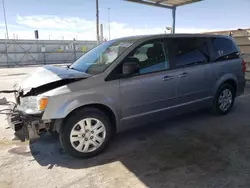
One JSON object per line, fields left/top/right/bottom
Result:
{"left": 0, "top": 39, "right": 97, "bottom": 67}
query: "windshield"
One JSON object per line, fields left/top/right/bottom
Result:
{"left": 70, "top": 40, "right": 134, "bottom": 74}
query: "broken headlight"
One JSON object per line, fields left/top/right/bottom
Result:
{"left": 19, "top": 96, "right": 49, "bottom": 114}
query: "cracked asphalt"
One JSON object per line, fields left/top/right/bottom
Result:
{"left": 1, "top": 67, "right": 250, "bottom": 188}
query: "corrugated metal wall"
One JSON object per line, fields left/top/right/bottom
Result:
{"left": 0, "top": 39, "right": 97, "bottom": 67}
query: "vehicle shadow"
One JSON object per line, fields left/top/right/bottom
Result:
{"left": 27, "top": 105, "right": 247, "bottom": 187}
{"left": 29, "top": 109, "right": 227, "bottom": 167}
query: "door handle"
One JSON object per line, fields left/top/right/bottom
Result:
{"left": 178, "top": 72, "right": 188, "bottom": 78}
{"left": 163, "top": 75, "right": 174, "bottom": 81}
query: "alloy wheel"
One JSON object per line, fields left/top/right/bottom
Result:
{"left": 70, "top": 118, "right": 106, "bottom": 153}
{"left": 218, "top": 88, "right": 233, "bottom": 112}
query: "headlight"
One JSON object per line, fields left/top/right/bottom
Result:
{"left": 20, "top": 96, "right": 49, "bottom": 114}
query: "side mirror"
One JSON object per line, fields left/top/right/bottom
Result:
{"left": 122, "top": 62, "right": 139, "bottom": 76}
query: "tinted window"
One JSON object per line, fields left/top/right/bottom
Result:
{"left": 127, "top": 41, "right": 169, "bottom": 74}
{"left": 170, "top": 38, "right": 209, "bottom": 68}
{"left": 212, "top": 38, "right": 239, "bottom": 61}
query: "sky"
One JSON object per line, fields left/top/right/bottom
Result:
{"left": 0, "top": 0, "right": 250, "bottom": 40}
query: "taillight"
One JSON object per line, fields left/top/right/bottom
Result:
{"left": 242, "top": 60, "right": 247, "bottom": 72}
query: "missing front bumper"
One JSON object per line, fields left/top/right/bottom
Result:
{"left": 6, "top": 109, "right": 50, "bottom": 141}
{"left": 7, "top": 111, "right": 27, "bottom": 141}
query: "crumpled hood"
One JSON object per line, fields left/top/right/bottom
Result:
{"left": 16, "top": 65, "right": 91, "bottom": 91}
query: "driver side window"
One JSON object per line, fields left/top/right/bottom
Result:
{"left": 129, "top": 40, "right": 169, "bottom": 74}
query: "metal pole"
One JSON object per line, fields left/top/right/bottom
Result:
{"left": 172, "top": 7, "right": 176, "bottom": 34}
{"left": 96, "top": 0, "right": 100, "bottom": 45}
{"left": 2, "top": 0, "right": 9, "bottom": 39}
{"left": 13, "top": 34, "right": 17, "bottom": 65}
{"left": 108, "top": 8, "right": 111, "bottom": 40}
{"left": 100, "top": 24, "right": 104, "bottom": 43}
{"left": 4, "top": 33, "right": 8, "bottom": 67}
{"left": 36, "top": 39, "right": 39, "bottom": 65}
{"left": 2, "top": 0, "right": 9, "bottom": 67}
{"left": 73, "top": 38, "right": 76, "bottom": 61}
{"left": 43, "top": 45, "right": 46, "bottom": 65}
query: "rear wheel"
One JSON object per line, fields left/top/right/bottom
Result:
{"left": 211, "top": 84, "right": 235, "bottom": 115}
{"left": 59, "top": 107, "right": 114, "bottom": 158}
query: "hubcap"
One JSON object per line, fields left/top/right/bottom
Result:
{"left": 70, "top": 118, "right": 106, "bottom": 153}
{"left": 218, "top": 89, "right": 233, "bottom": 112}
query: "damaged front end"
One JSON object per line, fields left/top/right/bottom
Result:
{"left": 5, "top": 78, "right": 82, "bottom": 141}
{"left": 3, "top": 65, "right": 90, "bottom": 141}
{"left": 7, "top": 109, "right": 51, "bottom": 141}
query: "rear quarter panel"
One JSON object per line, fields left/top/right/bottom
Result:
{"left": 211, "top": 59, "right": 244, "bottom": 96}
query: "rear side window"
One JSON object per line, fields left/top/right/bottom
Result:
{"left": 211, "top": 38, "right": 239, "bottom": 62}
{"left": 169, "top": 37, "right": 210, "bottom": 68}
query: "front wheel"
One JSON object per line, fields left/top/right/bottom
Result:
{"left": 211, "top": 84, "right": 235, "bottom": 115}
{"left": 59, "top": 108, "right": 114, "bottom": 158}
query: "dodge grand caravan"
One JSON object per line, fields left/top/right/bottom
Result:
{"left": 7, "top": 34, "right": 246, "bottom": 158}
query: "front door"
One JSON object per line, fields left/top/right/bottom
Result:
{"left": 119, "top": 39, "right": 179, "bottom": 126}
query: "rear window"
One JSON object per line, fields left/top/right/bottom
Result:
{"left": 211, "top": 37, "right": 240, "bottom": 62}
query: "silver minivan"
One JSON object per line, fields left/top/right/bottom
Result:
{"left": 7, "top": 34, "right": 246, "bottom": 158}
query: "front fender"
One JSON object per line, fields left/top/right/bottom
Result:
{"left": 42, "top": 92, "right": 120, "bottom": 124}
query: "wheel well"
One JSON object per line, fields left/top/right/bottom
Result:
{"left": 223, "top": 79, "right": 237, "bottom": 93}
{"left": 66, "top": 104, "right": 117, "bottom": 131}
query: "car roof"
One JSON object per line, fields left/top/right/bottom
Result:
{"left": 112, "top": 34, "right": 232, "bottom": 42}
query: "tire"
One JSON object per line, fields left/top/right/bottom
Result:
{"left": 59, "top": 107, "right": 114, "bottom": 158}
{"left": 211, "top": 83, "right": 236, "bottom": 115}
